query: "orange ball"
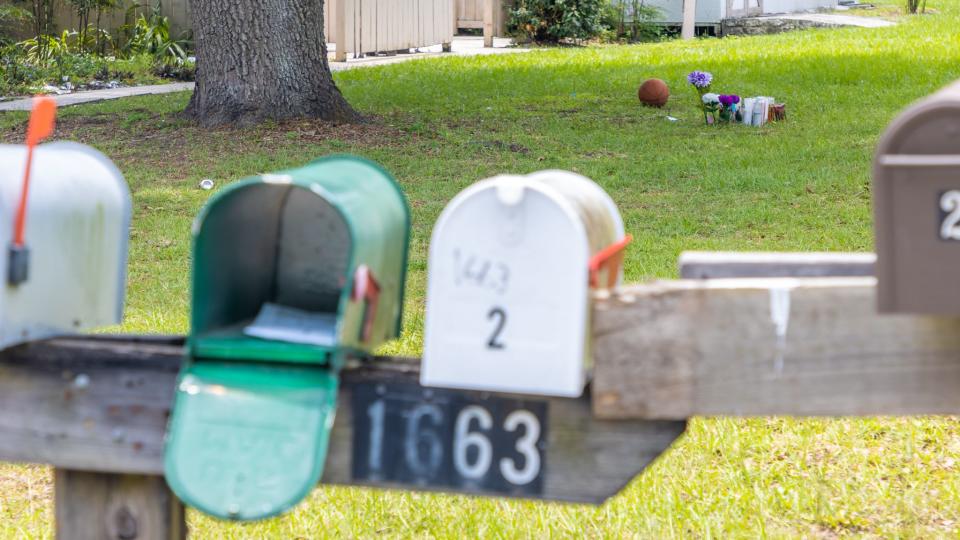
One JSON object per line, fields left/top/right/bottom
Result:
{"left": 638, "top": 78, "right": 670, "bottom": 107}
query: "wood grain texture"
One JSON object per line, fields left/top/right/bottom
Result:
{"left": 0, "top": 337, "right": 683, "bottom": 504}
{"left": 55, "top": 469, "right": 185, "bottom": 540}
{"left": 593, "top": 277, "right": 960, "bottom": 419}
{"left": 325, "top": 357, "right": 685, "bottom": 503}
{"left": 0, "top": 337, "right": 182, "bottom": 475}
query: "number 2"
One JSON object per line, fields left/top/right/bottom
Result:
{"left": 487, "top": 307, "right": 506, "bottom": 349}
{"left": 941, "top": 191, "right": 960, "bottom": 240}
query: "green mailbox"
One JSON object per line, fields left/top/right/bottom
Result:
{"left": 164, "top": 155, "right": 410, "bottom": 521}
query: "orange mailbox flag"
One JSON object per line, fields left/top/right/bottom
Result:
{"left": 13, "top": 96, "right": 56, "bottom": 247}
{"left": 8, "top": 96, "right": 56, "bottom": 285}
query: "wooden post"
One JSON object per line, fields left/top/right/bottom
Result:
{"left": 682, "top": 0, "right": 697, "bottom": 39}
{"left": 483, "top": 0, "right": 494, "bottom": 48}
{"left": 55, "top": 469, "right": 185, "bottom": 540}
{"left": 334, "top": 0, "right": 348, "bottom": 62}
{"left": 444, "top": 0, "right": 456, "bottom": 52}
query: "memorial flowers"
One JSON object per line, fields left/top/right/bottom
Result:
{"left": 688, "top": 70, "right": 717, "bottom": 124}
{"left": 688, "top": 71, "right": 748, "bottom": 125}
{"left": 718, "top": 94, "right": 741, "bottom": 122}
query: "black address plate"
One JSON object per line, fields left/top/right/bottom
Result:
{"left": 351, "top": 382, "right": 549, "bottom": 497}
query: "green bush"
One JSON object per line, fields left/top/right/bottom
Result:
{"left": 906, "top": 0, "right": 927, "bottom": 13}
{"left": 602, "top": 0, "right": 663, "bottom": 42}
{"left": 508, "top": 0, "right": 607, "bottom": 43}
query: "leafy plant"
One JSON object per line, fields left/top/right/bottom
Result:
{"left": 603, "top": 0, "right": 663, "bottom": 42}
{"left": 93, "top": 0, "right": 120, "bottom": 55}
{"left": 508, "top": 0, "right": 608, "bottom": 43}
{"left": 16, "top": 0, "right": 56, "bottom": 58}
{"left": 0, "top": 5, "right": 32, "bottom": 47}
{"left": 19, "top": 30, "right": 74, "bottom": 71}
{"left": 121, "top": 2, "right": 189, "bottom": 64}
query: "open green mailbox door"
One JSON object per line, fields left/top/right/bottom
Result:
{"left": 164, "top": 156, "right": 410, "bottom": 521}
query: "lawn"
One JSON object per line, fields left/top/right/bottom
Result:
{"left": 1, "top": 2, "right": 960, "bottom": 537}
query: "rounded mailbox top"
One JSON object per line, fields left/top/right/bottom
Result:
{"left": 873, "top": 79, "right": 960, "bottom": 315}
{"left": 422, "top": 170, "right": 627, "bottom": 397}
{"left": 0, "top": 141, "right": 131, "bottom": 349}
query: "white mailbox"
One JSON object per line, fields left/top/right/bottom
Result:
{"left": 0, "top": 142, "right": 131, "bottom": 349}
{"left": 421, "top": 170, "right": 629, "bottom": 397}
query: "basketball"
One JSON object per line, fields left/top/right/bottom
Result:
{"left": 638, "top": 79, "right": 670, "bottom": 108}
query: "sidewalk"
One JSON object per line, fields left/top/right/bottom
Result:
{"left": 0, "top": 36, "right": 522, "bottom": 112}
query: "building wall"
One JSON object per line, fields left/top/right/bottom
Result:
{"left": 612, "top": 0, "right": 837, "bottom": 25}
{"left": 629, "top": 0, "right": 726, "bottom": 25}
{"left": 763, "top": 0, "right": 838, "bottom": 14}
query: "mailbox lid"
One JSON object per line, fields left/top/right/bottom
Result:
{"left": 874, "top": 80, "right": 960, "bottom": 313}
{"left": 0, "top": 142, "right": 131, "bottom": 348}
{"left": 190, "top": 155, "right": 410, "bottom": 361}
{"left": 164, "top": 361, "right": 338, "bottom": 521}
{"left": 292, "top": 155, "right": 412, "bottom": 349}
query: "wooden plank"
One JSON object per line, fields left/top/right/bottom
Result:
{"left": 0, "top": 336, "right": 182, "bottom": 474}
{"left": 592, "top": 277, "right": 960, "bottom": 419}
{"left": 55, "top": 469, "right": 185, "bottom": 540}
{"left": 325, "top": 359, "right": 684, "bottom": 503}
{"left": 334, "top": 0, "right": 348, "bottom": 61}
{"left": 0, "top": 336, "right": 683, "bottom": 504}
{"left": 483, "top": 0, "right": 494, "bottom": 47}
{"left": 679, "top": 251, "right": 876, "bottom": 279}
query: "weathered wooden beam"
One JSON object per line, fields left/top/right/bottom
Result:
{"left": 483, "top": 0, "right": 495, "bottom": 47}
{"left": 55, "top": 469, "right": 185, "bottom": 540}
{"left": 0, "top": 337, "right": 683, "bottom": 504}
{"left": 334, "top": 0, "right": 348, "bottom": 62}
{"left": 593, "top": 277, "right": 960, "bottom": 419}
{"left": 0, "top": 336, "right": 183, "bottom": 475}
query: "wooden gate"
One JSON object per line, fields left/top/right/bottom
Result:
{"left": 326, "top": 0, "right": 455, "bottom": 61}
{"left": 456, "top": 0, "right": 484, "bottom": 29}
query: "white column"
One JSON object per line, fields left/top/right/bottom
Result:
{"left": 682, "top": 0, "right": 697, "bottom": 40}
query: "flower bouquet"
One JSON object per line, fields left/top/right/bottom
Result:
{"left": 687, "top": 71, "right": 742, "bottom": 125}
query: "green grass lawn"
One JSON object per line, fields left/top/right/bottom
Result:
{"left": 2, "top": 2, "right": 960, "bottom": 537}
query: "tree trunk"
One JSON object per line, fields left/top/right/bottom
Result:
{"left": 186, "top": 0, "right": 360, "bottom": 127}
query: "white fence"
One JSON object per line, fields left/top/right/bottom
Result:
{"left": 326, "top": 0, "right": 455, "bottom": 61}
{"left": 456, "top": 0, "right": 484, "bottom": 29}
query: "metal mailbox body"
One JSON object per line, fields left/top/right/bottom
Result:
{"left": 875, "top": 79, "right": 960, "bottom": 314}
{"left": 421, "top": 170, "right": 626, "bottom": 397}
{"left": 165, "top": 155, "right": 410, "bottom": 521}
{"left": 189, "top": 155, "right": 410, "bottom": 361}
{"left": 0, "top": 142, "right": 130, "bottom": 349}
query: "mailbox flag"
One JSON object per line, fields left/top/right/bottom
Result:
{"left": 8, "top": 97, "right": 57, "bottom": 285}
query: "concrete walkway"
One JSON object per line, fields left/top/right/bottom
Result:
{"left": 775, "top": 13, "right": 896, "bottom": 28}
{"left": 0, "top": 36, "right": 522, "bottom": 112}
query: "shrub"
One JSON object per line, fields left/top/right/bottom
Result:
{"left": 906, "top": 0, "right": 927, "bottom": 13}
{"left": 508, "top": 0, "right": 607, "bottom": 43}
{"left": 602, "top": 0, "right": 663, "bottom": 42}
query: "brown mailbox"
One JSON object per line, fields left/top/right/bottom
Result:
{"left": 875, "top": 79, "right": 960, "bottom": 314}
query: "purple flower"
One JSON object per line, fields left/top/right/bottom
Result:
{"left": 687, "top": 71, "right": 713, "bottom": 89}
{"left": 718, "top": 94, "right": 741, "bottom": 106}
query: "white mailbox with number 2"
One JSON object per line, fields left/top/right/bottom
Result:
{"left": 422, "top": 170, "right": 631, "bottom": 397}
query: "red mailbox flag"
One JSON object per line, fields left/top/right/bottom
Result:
{"left": 13, "top": 96, "right": 57, "bottom": 246}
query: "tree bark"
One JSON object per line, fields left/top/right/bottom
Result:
{"left": 186, "top": 0, "right": 361, "bottom": 127}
